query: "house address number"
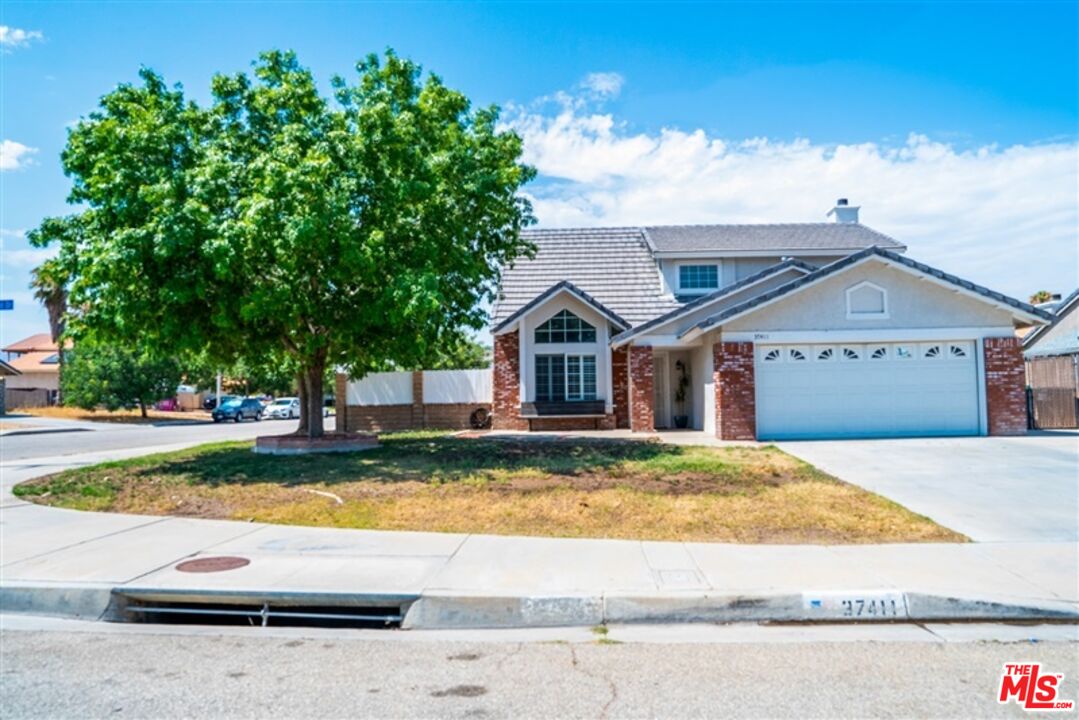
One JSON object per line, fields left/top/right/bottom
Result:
{"left": 801, "top": 591, "right": 907, "bottom": 620}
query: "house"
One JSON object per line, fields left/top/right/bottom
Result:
{"left": 490, "top": 199, "right": 1052, "bottom": 440}
{"left": 2, "top": 333, "right": 64, "bottom": 408}
{"left": 1022, "top": 288, "right": 1079, "bottom": 428}
{"left": 0, "top": 357, "right": 20, "bottom": 415}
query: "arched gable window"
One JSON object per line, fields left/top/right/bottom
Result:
{"left": 535, "top": 310, "right": 597, "bottom": 344}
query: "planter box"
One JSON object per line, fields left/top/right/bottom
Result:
{"left": 254, "top": 433, "right": 380, "bottom": 455}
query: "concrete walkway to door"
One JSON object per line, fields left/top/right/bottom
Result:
{"left": 778, "top": 432, "right": 1079, "bottom": 543}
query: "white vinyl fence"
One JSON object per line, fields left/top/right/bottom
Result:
{"left": 346, "top": 371, "right": 413, "bottom": 406}
{"left": 422, "top": 369, "right": 492, "bottom": 404}
{"left": 346, "top": 369, "right": 492, "bottom": 406}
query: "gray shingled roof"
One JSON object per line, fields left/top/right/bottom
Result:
{"left": 492, "top": 228, "right": 681, "bottom": 327}
{"left": 644, "top": 223, "right": 905, "bottom": 253}
{"left": 688, "top": 246, "right": 1052, "bottom": 336}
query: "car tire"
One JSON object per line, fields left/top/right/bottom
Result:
{"left": 234, "top": 414, "right": 242, "bottom": 423}
{"left": 255, "top": 413, "right": 262, "bottom": 422}
{"left": 213, "top": 418, "right": 221, "bottom": 424}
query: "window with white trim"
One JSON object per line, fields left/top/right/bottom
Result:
{"left": 678, "top": 264, "right": 719, "bottom": 292}
{"left": 894, "top": 345, "right": 914, "bottom": 359}
{"left": 845, "top": 281, "right": 889, "bottom": 319}
{"left": 535, "top": 354, "right": 597, "bottom": 402}
{"left": 762, "top": 348, "right": 782, "bottom": 362}
{"left": 869, "top": 345, "right": 888, "bottom": 360}
{"left": 788, "top": 348, "right": 808, "bottom": 362}
{"left": 922, "top": 344, "right": 942, "bottom": 359}
{"left": 948, "top": 344, "right": 969, "bottom": 359}
{"left": 534, "top": 309, "right": 596, "bottom": 344}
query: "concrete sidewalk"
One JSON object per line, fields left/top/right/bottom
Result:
{"left": 2, "top": 445, "right": 1077, "bottom": 629}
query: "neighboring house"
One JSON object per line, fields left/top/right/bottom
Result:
{"left": 2, "top": 333, "right": 64, "bottom": 408}
{"left": 1022, "top": 288, "right": 1079, "bottom": 428}
{"left": 490, "top": 199, "right": 1052, "bottom": 440}
{"left": 0, "top": 358, "right": 20, "bottom": 415}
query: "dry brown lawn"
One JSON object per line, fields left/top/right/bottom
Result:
{"left": 14, "top": 432, "right": 966, "bottom": 544}
{"left": 19, "top": 406, "right": 211, "bottom": 424}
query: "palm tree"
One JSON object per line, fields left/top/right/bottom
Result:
{"left": 29, "top": 258, "right": 69, "bottom": 402}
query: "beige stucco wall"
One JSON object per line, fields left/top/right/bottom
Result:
{"left": 724, "top": 259, "right": 1016, "bottom": 333}
{"left": 1026, "top": 301, "right": 1078, "bottom": 356}
{"left": 658, "top": 256, "right": 844, "bottom": 296}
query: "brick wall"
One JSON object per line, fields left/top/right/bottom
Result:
{"left": 713, "top": 342, "right": 756, "bottom": 441}
{"left": 344, "top": 402, "right": 491, "bottom": 432}
{"left": 984, "top": 337, "right": 1028, "bottom": 435}
{"left": 628, "top": 346, "right": 654, "bottom": 432}
{"left": 492, "top": 330, "right": 528, "bottom": 430}
{"left": 335, "top": 373, "right": 348, "bottom": 432}
{"left": 611, "top": 346, "right": 630, "bottom": 429}
{"left": 530, "top": 415, "right": 616, "bottom": 432}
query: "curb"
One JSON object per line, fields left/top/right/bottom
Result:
{"left": 5, "top": 582, "right": 1074, "bottom": 629}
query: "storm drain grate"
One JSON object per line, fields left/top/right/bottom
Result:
{"left": 121, "top": 599, "right": 404, "bottom": 629}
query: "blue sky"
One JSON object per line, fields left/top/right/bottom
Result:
{"left": 2, "top": 1, "right": 1077, "bottom": 345}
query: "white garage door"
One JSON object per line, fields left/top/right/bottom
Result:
{"left": 755, "top": 341, "right": 981, "bottom": 440}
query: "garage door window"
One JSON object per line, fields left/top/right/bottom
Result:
{"left": 841, "top": 346, "right": 861, "bottom": 361}
{"left": 922, "top": 344, "right": 943, "bottom": 359}
{"left": 869, "top": 346, "right": 888, "bottom": 360}
{"left": 788, "top": 348, "right": 808, "bottom": 362}
{"left": 894, "top": 345, "right": 914, "bottom": 359}
{"left": 762, "top": 348, "right": 782, "bottom": 363}
{"left": 815, "top": 347, "right": 835, "bottom": 361}
{"left": 948, "top": 344, "right": 969, "bottom": 359}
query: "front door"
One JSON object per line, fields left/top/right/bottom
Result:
{"left": 653, "top": 353, "right": 670, "bottom": 429}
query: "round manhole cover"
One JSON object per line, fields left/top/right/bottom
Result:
{"left": 175, "top": 556, "right": 250, "bottom": 573}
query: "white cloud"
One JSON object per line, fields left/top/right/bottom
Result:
{"left": 0, "top": 140, "right": 37, "bottom": 171}
{"left": 580, "top": 72, "right": 624, "bottom": 100}
{"left": 507, "top": 99, "right": 1079, "bottom": 299}
{"left": 0, "top": 25, "right": 43, "bottom": 50}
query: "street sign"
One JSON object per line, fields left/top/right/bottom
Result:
{"left": 0, "top": 299, "right": 13, "bottom": 311}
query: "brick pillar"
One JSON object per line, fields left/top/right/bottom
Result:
{"left": 984, "top": 337, "right": 1027, "bottom": 435}
{"left": 335, "top": 373, "right": 349, "bottom": 433}
{"left": 611, "top": 346, "right": 630, "bottom": 429}
{"left": 492, "top": 330, "right": 528, "bottom": 430}
{"left": 713, "top": 342, "right": 756, "bottom": 440}
{"left": 628, "top": 345, "right": 654, "bottom": 432}
{"left": 411, "top": 370, "right": 425, "bottom": 429}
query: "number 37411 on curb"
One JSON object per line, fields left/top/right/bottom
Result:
{"left": 802, "top": 591, "right": 906, "bottom": 619}
{"left": 841, "top": 597, "right": 901, "bottom": 617}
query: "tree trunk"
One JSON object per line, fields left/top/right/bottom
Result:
{"left": 295, "top": 370, "right": 309, "bottom": 435}
{"left": 302, "top": 362, "right": 325, "bottom": 439}
{"left": 139, "top": 399, "right": 148, "bottom": 418}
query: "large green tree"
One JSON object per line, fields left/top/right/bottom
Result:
{"left": 62, "top": 344, "right": 182, "bottom": 418}
{"left": 34, "top": 50, "right": 534, "bottom": 436}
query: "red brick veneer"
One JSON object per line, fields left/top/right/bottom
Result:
{"left": 628, "top": 346, "right": 654, "bottom": 432}
{"left": 713, "top": 342, "right": 756, "bottom": 440}
{"left": 492, "top": 330, "right": 528, "bottom": 430}
{"left": 984, "top": 337, "right": 1028, "bottom": 435}
{"left": 611, "top": 346, "right": 630, "bottom": 429}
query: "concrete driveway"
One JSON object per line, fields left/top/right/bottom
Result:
{"left": 778, "top": 432, "right": 1079, "bottom": 543}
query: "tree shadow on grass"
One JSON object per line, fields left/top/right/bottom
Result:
{"left": 137, "top": 435, "right": 685, "bottom": 489}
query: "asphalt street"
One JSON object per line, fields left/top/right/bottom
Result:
{"left": 0, "top": 415, "right": 331, "bottom": 462}
{"left": 2, "top": 618, "right": 1076, "bottom": 719}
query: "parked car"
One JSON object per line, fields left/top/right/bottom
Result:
{"left": 264, "top": 396, "right": 300, "bottom": 420}
{"left": 203, "top": 394, "right": 238, "bottom": 411}
{"left": 212, "top": 398, "right": 263, "bottom": 423}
